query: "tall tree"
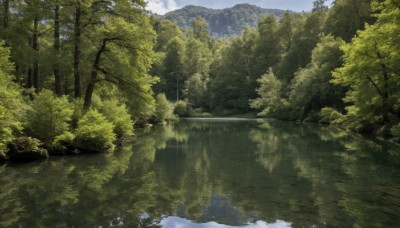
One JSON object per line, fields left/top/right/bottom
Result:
{"left": 332, "top": 0, "right": 400, "bottom": 127}
{"left": 324, "top": 0, "right": 374, "bottom": 42}
{"left": 53, "top": 2, "right": 62, "bottom": 96}
{"left": 73, "top": 0, "right": 83, "bottom": 98}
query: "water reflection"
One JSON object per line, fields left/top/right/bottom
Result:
{"left": 160, "top": 216, "right": 290, "bottom": 228}
{"left": 1, "top": 119, "right": 400, "bottom": 227}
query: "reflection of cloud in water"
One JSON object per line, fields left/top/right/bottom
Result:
{"left": 161, "top": 216, "right": 291, "bottom": 228}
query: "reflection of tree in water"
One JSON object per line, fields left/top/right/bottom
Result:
{"left": 1, "top": 120, "right": 399, "bottom": 227}
{"left": 153, "top": 120, "right": 213, "bottom": 220}
{"left": 0, "top": 129, "right": 174, "bottom": 227}
{"left": 249, "top": 120, "right": 400, "bottom": 227}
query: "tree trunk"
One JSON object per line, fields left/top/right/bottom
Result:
{"left": 74, "top": 3, "right": 82, "bottom": 98}
{"left": 54, "top": 4, "right": 62, "bottom": 96}
{"left": 84, "top": 39, "right": 108, "bottom": 110}
{"left": 27, "top": 67, "right": 33, "bottom": 88}
{"left": 3, "top": 0, "right": 9, "bottom": 28}
{"left": 33, "top": 16, "right": 39, "bottom": 92}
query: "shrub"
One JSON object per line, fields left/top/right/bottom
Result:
{"left": 318, "top": 107, "right": 344, "bottom": 124}
{"left": 154, "top": 94, "right": 175, "bottom": 123}
{"left": 52, "top": 132, "right": 76, "bottom": 154}
{"left": 174, "top": 99, "right": 190, "bottom": 117}
{"left": 26, "top": 89, "right": 73, "bottom": 146}
{"left": 99, "top": 99, "right": 134, "bottom": 139}
{"left": 75, "top": 109, "right": 116, "bottom": 153}
{"left": 0, "top": 41, "right": 26, "bottom": 159}
{"left": 7, "top": 137, "right": 48, "bottom": 161}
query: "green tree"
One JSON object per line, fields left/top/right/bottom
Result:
{"left": 277, "top": 9, "right": 327, "bottom": 83}
{"left": 332, "top": 0, "right": 400, "bottom": 130}
{"left": 252, "top": 16, "right": 281, "bottom": 77}
{"left": 189, "top": 17, "right": 214, "bottom": 48}
{"left": 324, "top": 0, "right": 374, "bottom": 42}
{"left": 289, "top": 35, "right": 345, "bottom": 120}
{"left": 250, "top": 68, "right": 282, "bottom": 116}
{"left": 160, "top": 37, "right": 186, "bottom": 101}
{"left": 153, "top": 93, "right": 175, "bottom": 123}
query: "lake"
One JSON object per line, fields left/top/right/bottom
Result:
{"left": 1, "top": 118, "right": 400, "bottom": 227}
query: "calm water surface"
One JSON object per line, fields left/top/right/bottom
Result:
{"left": 1, "top": 118, "right": 400, "bottom": 227}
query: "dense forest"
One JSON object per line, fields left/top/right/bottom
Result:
{"left": 163, "top": 4, "right": 288, "bottom": 38}
{"left": 153, "top": 0, "right": 400, "bottom": 137}
{"left": 0, "top": 0, "right": 399, "bottom": 161}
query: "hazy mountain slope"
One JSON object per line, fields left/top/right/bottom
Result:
{"left": 163, "top": 4, "right": 289, "bottom": 38}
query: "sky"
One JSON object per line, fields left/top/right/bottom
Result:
{"left": 160, "top": 216, "right": 291, "bottom": 228}
{"left": 146, "top": 0, "right": 335, "bottom": 15}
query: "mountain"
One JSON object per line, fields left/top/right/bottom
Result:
{"left": 163, "top": 4, "right": 289, "bottom": 38}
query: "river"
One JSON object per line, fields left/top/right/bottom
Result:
{"left": 1, "top": 118, "right": 399, "bottom": 227}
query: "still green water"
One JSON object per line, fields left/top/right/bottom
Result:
{"left": 1, "top": 118, "right": 400, "bottom": 227}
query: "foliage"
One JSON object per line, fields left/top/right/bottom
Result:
{"left": 289, "top": 35, "right": 345, "bottom": 119}
{"left": 319, "top": 107, "right": 344, "bottom": 124}
{"left": 98, "top": 99, "right": 134, "bottom": 139}
{"left": 250, "top": 69, "right": 282, "bottom": 116}
{"left": 332, "top": 0, "right": 400, "bottom": 129}
{"left": 7, "top": 137, "right": 48, "bottom": 161}
{"left": 52, "top": 131, "right": 75, "bottom": 152}
{"left": 164, "top": 4, "right": 288, "bottom": 38}
{"left": 174, "top": 100, "right": 191, "bottom": 117}
{"left": 0, "top": 41, "right": 26, "bottom": 157}
{"left": 324, "top": 0, "right": 374, "bottom": 42}
{"left": 26, "top": 89, "right": 73, "bottom": 146}
{"left": 153, "top": 93, "right": 175, "bottom": 123}
{"left": 390, "top": 124, "right": 400, "bottom": 141}
{"left": 75, "top": 109, "right": 116, "bottom": 153}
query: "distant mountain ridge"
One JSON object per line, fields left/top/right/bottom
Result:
{"left": 163, "top": 4, "right": 289, "bottom": 38}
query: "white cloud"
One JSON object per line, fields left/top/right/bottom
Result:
{"left": 146, "top": 0, "right": 179, "bottom": 15}
{"left": 160, "top": 216, "right": 292, "bottom": 228}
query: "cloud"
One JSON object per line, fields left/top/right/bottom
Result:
{"left": 146, "top": 0, "right": 335, "bottom": 14}
{"left": 146, "top": 0, "right": 178, "bottom": 15}
{"left": 160, "top": 216, "right": 292, "bottom": 228}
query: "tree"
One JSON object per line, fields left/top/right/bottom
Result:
{"left": 289, "top": 35, "right": 345, "bottom": 119}
{"left": 332, "top": 0, "right": 400, "bottom": 128}
{"left": 324, "top": 0, "right": 374, "bottom": 42}
{"left": 189, "top": 17, "right": 214, "bottom": 48}
{"left": 82, "top": 2, "right": 158, "bottom": 114}
{"left": 277, "top": 9, "right": 327, "bottom": 83}
{"left": 252, "top": 16, "right": 281, "bottom": 77}
{"left": 182, "top": 37, "right": 212, "bottom": 108}
{"left": 250, "top": 68, "right": 282, "bottom": 116}
{"left": 183, "top": 73, "right": 209, "bottom": 108}
{"left": 160, "top": 36, "right": 186, "bottom": 101}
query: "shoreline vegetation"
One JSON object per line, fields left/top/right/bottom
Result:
{"left": 1, "top": 0, "right": 400, "bottom": 162}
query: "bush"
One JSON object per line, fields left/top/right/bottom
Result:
{"left": 99, "top": 99, "right": 134, "bottom": 139}
{"left": 0, "top": 41, "right": 26, "bottom": 159}
{"left": 52, "top": 132, "right": 76, "bottom": 154}
{"left": 191, "top": 108, "right": 212, "bottom": 117}
{"left": 154, "top": 94, "right": 175, "bottom": 123}
{"left": 174, "top": 100, "right": 190, "bottom": 117}
{"left": 318, "top": 107, "right": 344, "bottom": 124}
{"left": 75, "top": 109, "right": 116, "bottom": 153}
{"left": 26, "top": 89, "right": 73, "bottom": 146}
{"left": 7, "top": 137, "right": 48, "bottom": 161}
